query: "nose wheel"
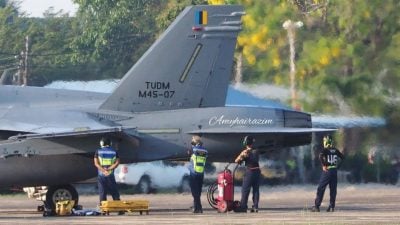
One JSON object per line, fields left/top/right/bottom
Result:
{"left": 45, "top": 184, "right": 79, "bottom": 211}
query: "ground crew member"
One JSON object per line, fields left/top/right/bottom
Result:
{"left": 312, "top": 135, "right": 344, "bottom": 212}
{"left": 94, "top": 137, "right": 122, "bottom": 207}
{"left": 235, "top": 135, "right": 260, "bottom": 213}
{"left": 188, "top": 135, "right": 208, "bottom": 213}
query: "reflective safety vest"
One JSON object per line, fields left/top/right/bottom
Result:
{"left": 97, "top": 147, "right": 117, "bottom": 172}
{"left": 191, "top": 146, "right": 207, "bottom": 174}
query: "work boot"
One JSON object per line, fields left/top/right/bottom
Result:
{"left": 234, "top": 207, "right": 247, "bottom": 213}
{"left": 250, "top": 206, "right": 258, "bottom": 213}
{"left": 311, "top": 206, "right": 320, "bottom": 212}
{"left": 326, "top": 206, "right": 334, "bottom": 212}
{"left": 194, "top": 207, "right": 203, "bottom": 213}
{"left": 193, "top": 209, "right": 202, "bottom": 214}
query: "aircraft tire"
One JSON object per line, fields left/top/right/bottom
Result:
{"left": 45, "top": 184, "right": 79, "bottom": 210}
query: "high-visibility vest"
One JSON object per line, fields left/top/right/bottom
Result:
{"left": 191, "top": 146, "right": 207, "bottom": 174}
{"left": 97, "top": 147, "right": 117, "bottom": 172}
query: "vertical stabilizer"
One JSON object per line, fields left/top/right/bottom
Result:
{"left": 99, "top": 5, "right": 244, "bottom": 112}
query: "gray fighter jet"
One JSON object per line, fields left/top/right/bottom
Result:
{"left": 0, "top": 5, "right": 330, "bottom": 209}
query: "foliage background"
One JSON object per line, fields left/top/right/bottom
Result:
{"left": 2, "top": 0, "right": 398, "bottom": 116}
{"left": 1, "top": 0, "right": 399, "bottom": 183}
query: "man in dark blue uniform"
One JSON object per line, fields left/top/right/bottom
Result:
{"left": 94, "top": 137, "right": 121, "bottom": 205}
{"left": 235, "top": 136, "right": 260, "bottom": 213}
{"left": 188, "top": 135, "right": 208, "bottom": 213}
{"left": 312, "top": 135, "right": 344, "bottom": 212}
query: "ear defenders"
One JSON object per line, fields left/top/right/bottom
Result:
{"left": 242, "top": 136, "right": 255, "bottom": 147}
{"left": 100, "top": 137, "right": 112, "bottom": 147}
{"left": 323, "top": 135, "right": 333, "bottom": 148}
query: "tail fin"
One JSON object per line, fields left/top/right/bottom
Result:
{"left": 99, "top": 5, "right": 244, "bottom": 112}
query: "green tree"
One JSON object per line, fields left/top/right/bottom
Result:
{"left": 0, "top": 3, "right": 83, "bottom": 85}
{"left": 156, "top": 0, "right": 207, "bottom": 31}
{"left": 0, "top": 1, "right": 25, "bottom": 76}
{"left": 224, "top": 0, "right": 400, "bottom": 118}
{"left": 303, "top": 0, "right": 400, "bottom": 116}
{"left": 0, "top": 0, "right": 7, "bottom": 8}
{"left": 71, "top": 0, "right": 164, "bottom": 79}
{"left": 25, "top": 9, "right": 78, "bottom": 84}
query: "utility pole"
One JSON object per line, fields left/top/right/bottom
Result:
{"left": 17, "top": 51, "right": 24, "bottom": 86}
{"left": 23, "top": 36, "right": 29, "bottom": 86}
{"left": 282, "top": 20, "right": 303, "bottom": 109}
{"left": 17, "top": 36, "right": 30, "bottom": 86}
{"left": 283, "top": 20, "right": 304, "bottom": 183}
{"left": 234, "top": 52, "right": 243, "bottom": 86}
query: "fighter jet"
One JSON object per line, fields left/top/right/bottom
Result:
{"left": 0, "top": 5, "right": 330, "bottom": 209}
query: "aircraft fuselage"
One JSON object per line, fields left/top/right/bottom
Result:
{"left": 0, "top": 86, "right": 312, "bottom": 187}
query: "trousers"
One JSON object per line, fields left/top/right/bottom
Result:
{"left": 315, "top": 169, "right": 338, "bottom": 208}
{"left": 240, "top": 168, "right": 261, "bottom": 209}
{"left": 98, "top": 174, "right": 120, "bottom": 203}
{"left": 189, "top": 172, "right": 204, "bottom": 211}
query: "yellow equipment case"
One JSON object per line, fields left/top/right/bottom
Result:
{"left": 55, "top": 200, "right": 75, "bottom": 216}
{"left": 99, "top": 200, "right": 149, "bottom": 215}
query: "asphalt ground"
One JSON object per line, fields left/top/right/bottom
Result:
{"left": 0, "top": 184, "right": 399, "bottom": 224}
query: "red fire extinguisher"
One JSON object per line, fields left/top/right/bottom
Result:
{"left": 207, "top": 163, "right": 240, "bottom": 213}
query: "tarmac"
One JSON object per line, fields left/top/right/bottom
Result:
{"left": 0, "top": 184, "right": 399, "bottom": 224}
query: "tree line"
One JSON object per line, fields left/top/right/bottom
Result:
{"left": 1, "top": 0, "right": 399, "bottom": 124}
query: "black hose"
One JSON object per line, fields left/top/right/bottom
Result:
{"left": 207, "top": 182, "right": 218, "bottom": 209}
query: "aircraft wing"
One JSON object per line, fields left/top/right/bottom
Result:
{"left": 0, "top": 127, "right": 139, "bottom": 158}
{"left": 0, "top": 111, "right": 114, "bottom": 134}
{"left": 187, "top": 127, "right": 336, "bottom": 134}
{"left": 8, "top": 127, "right": 126, "bottom": 141}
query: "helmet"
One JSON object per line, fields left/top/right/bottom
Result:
{"left": 242, "top": 135, "right": 255, "bottom": 147}
{"left": 100, "top": 137, "right": 111, "bottom": 147}
{"left": 323, "top": 135, "right": 333, "bottom": 148}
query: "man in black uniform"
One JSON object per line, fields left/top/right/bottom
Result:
{"left": 235, "top": 136, "right": 260, "bottom": 213}
{"left": 312, "top": 135, "right": 344, "bottom": 212}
